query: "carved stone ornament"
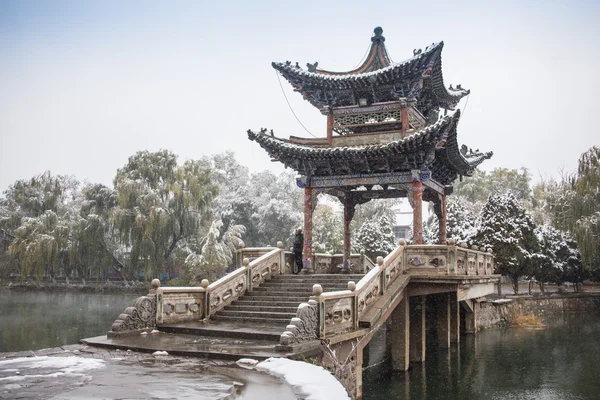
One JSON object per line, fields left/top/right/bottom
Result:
{"left": 280, "top": 299, "right": 319, "bottom": 345}
{"left": 111, "top": 295, "right": 156, "bottom": 332}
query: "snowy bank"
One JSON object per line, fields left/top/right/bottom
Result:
{"left": 237, "top": 357, "right": 350, "bottom": 400}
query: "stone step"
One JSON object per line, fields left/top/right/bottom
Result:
{"left": 158, "top": 321, "right": 284, "bottom": 342}
{"left": 272, "top": 274, "right": 364, "bottom": 279}
{"left": 243, "top": 290, "right": 313, "bottom": 298}
{"left": 217, "top": 310, "right": 296, "bottom": 319}
{"left": 253, "top": 285, "right": 348, "bottom": 293}
{"left": 210, "top": 314, "right": 291, "bottom": 325}
{"left": 231, "top": 299, "right": 302, "bottom": 308}
{"left": 237, "top": 294, "right": 310, "bottom": 302}
{"left": 270, "top": 276, "right": 363, "bottom": 283}
{"left": 257, "top": 283, "right": 350, "bottom": 290}
{"left": 226, "top": 304, "right": 299, "bottom": 313}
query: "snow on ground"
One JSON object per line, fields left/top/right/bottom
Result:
{"left": 250, "top": 357, "right": 350, "bottom": 400}
{"left": 0, "top": 356, "right": 105, "bottom": 388}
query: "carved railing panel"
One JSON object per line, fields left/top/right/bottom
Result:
{"left": 207, "top": 268, "right": 247, "bottom": 317}
{"left": 322, "top": 295, "right": 355, "bottom": 336}
{"left": 404, "top": 245, "right": 449, "bottom": 275}
{"left": 314, "top": 253, "right": 333, "bottom": 274}
{"left": 455, "top": 249, "right": 467, "bottom": 274}
{"left": 356, "top": 267, "right": 382, "bottom": 321}
{"left": 156, "top": 288, "right": 206, "bottom": 325}
{"left": 248, "top": 248, "right": 281, "bottom": 290}
{"left": 382, "top": 246, "right": 404, "bottom": 290}
{"left": 110, "top": 295, "right": 156, "bottom": 334}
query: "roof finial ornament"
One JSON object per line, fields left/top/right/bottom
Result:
{"left": 307, "top": 62, "right": 319, "bottom": 72}
{"left": 413, "top": 48, "right": 422, "bottom": 56}
{"left": 372, "top": 26, "right": 385, "bottom": 43}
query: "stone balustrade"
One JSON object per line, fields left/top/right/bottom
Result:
{"left": 235, "top": 246, "right": 279, "bottom": 266}
{"left": 306, "top": 244, "right": 406, "bottom": 340}
{"left": 207, "top": 244, "right": 284, "bottom": 318}
{"left": 312, "top": 253, "right": 365, "bottom": 274}
{"left": 404, "top": 239, "right": 494, "bottom": 276}
{"left": 282, "top": 240, "right": 495, "bottom": 343}
{"left": 109, "top": 245, "right": 285, "bottom": 335}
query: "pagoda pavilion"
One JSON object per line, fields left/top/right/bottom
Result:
{"left": 248, "top": 27, "right": 492, "bottom": 273}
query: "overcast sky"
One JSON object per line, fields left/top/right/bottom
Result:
{"left": 1, "top": 0, "right": 599, "bottom": 194}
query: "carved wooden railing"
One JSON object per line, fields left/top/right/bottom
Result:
{"left": 280, "top": 240, "right": 496, "bottom": 344}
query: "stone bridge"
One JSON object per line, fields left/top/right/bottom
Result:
{"left": 85, "top": 240, "right": 498, "bottom": 399}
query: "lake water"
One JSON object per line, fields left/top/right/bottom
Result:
{"left": 363, "top": 313, "right": 600, "bottom": 400}
{"left": 0, "top": 289, "right": 135, "bottom": 352}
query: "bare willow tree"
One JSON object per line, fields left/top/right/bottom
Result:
{"left": 111, "top": 150, "right": 218, "bottom": 281}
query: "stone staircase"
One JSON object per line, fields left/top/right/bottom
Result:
{"left": 210, "top": 274, "right": 364, "bottom": 326}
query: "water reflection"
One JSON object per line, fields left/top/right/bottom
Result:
{"left": 363, "top": 314, "right": 600, "bottom": 400}
{"left": 0, "top": 289, "right": 136, "bottom": 352}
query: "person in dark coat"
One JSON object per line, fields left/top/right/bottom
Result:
{"left": 293, "top": 228, "right": 303, "bottom": 274}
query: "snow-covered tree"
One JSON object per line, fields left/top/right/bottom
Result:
{"left": 474, "top": 192, "right": 541, "bottom": 294}
{"left": 185, "top": 219, "right": 245, "bottom": 282}
{"left": 536, "top": 225, "right": 586, "bottom": 292}
{"left": 354, "top": 215, "right": 396, "bottom": 260}
{"left": 453, "top": 168, "right": 533, "bottom": 214}
{"left": 69, "top": 183, "right": 124, "bottom": 282}
{"left": 423, "top": 196, "right": 478, "bottom": 244}
{"left": 1, "top": 172, "right": 80, "bottom": 279}
{"left": 111, "top": 150, "right": 218, "bottom": 280}
{"left": 312, "top": 203, "right": 343, "bottom": 254}
{"left": 545, "top": 147, "right": 600, "bottom": 277}
{"left": 247, "top": 170, "right": 302, "bottom": 247}
{"left": 351, "top": 198, "right": 399, "bottom": 235}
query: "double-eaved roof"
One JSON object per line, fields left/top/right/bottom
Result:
{"left": 249, "top": 27, "right": 492, "bottom": 188}
{"left": 272, "top": 27, "right": 470, "bottom": 118}
{"left": 247, "top": 110, "right": 492, "bottom": 186}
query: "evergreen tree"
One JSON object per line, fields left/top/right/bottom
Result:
{"left": 475, "top": 192, "right": 540, "bottom": 294}
{"left": 423, "top": 196, "right": 478, "bottom": 244}
{"left": 354, "top": 215, "right": 396, "bottom": 260}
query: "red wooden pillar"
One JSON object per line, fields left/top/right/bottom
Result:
{"left": 327, "top": 113, "right": 334, "bottom": 146}
{"left": 412, "top": 180, "right": 423, "bottom": 244}
{"left": 343, "top": 198, "right": 355, "bottom": 271}
{"left": 438, "top": 194, "right": 447, "bottom": 245}
{"left": 303, "top": 187, "right": 314, "bottom": 272}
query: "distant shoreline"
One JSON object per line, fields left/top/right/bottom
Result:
{"left": 0, "top": 279, "right": 149, "bottom": 294}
